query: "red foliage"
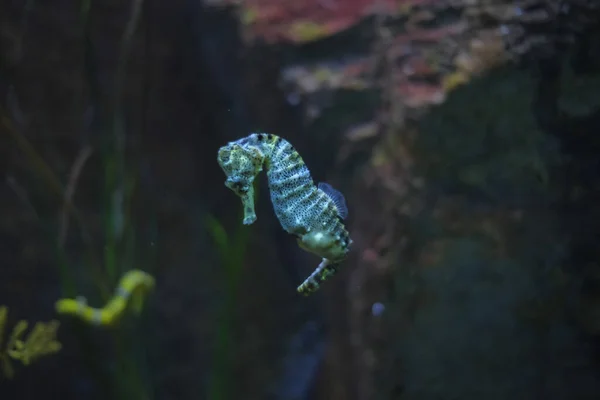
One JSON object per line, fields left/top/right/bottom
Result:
{"left": 236, "top": 0, "right": 433, "bottom": 44}
{"left": 219, "top": 0, "right": 508, "bottom": 113}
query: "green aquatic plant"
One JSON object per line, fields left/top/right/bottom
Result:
{"left": 205, "top": 212, "right": 249, "bottom": 400}
{"left": 2, "top": 0, "right": 154, "bottom": 397}
{"left": 3, "top": 106, "right": 152, "bottom": 399}
{"left": 0, "top": 306, "right": 61, "bottom": 379}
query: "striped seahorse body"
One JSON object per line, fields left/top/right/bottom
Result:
{"left": 217, "top": 133, "right": 353, "bottom": 295}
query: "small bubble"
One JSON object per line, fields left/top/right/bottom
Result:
{"left": 371, "top": 302, "right": 385, "bottom": 317}
{"left": 286, "top": 92, "right": 301, "bottom": 106}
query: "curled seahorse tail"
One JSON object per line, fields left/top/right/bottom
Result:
{"left": 297, "top": 259, "right": 341, "bottom": 296}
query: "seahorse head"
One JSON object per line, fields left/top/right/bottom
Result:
{"left": 218, "top": 143, "right": 264, "bottom": 194}
{"left": 217, "top": 142, "right": 266, "bottom": 225}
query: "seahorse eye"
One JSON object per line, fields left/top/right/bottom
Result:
{"left": 218, "top": 147, "right": 231, "bottom": 164}
{"left": 225, "top": 177, "right": 238, "bottom": 188}
{"left": 225, "top": 177, "right": 248, "bottom": 196}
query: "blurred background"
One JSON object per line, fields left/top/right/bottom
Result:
{"left": 1, "top": 0, "right": 600, "bottom": 399}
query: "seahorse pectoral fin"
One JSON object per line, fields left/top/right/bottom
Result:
{"left": 318, "top": 182, "right": 348, "bottom": 219}
{"left": 297, "top": 258, "right": 341, "bottom": 295}
{"left": 241, "top": 184, "right": 257, "bottom": 225}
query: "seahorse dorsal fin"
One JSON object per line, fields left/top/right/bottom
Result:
{"left": 318, "top": 182, "right": 348, "bottom": 220}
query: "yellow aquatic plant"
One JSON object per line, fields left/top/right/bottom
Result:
{"left": 240, "top": 7, "right": 258, "bottom": 25}
{"left": 55, "top": 269, "right": 155, "bottom": 326}
{"left": 442, "top": 71, "right": 470, "bottom": 92}
{"left": 0, "top": 305, "right": 62, "bottom": 379}
{"left": 288, "top": 21, "right": 328, "bottom": 43}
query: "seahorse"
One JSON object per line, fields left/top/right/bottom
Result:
{"left": 54, "top": 269, "right": 155, "bottom": 326}
{"left": 217, "top": 133, "right": 353, "bottom": 295}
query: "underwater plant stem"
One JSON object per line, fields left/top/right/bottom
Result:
{"left": 106, "top": 1, "right": 153, "bottom": 399}
{"left": 105, "top": 0, "right": 143, "bottom": 281}
{"left": 205, "top": 214, "right": 249, "bottom": 400}
{"left": 59, "top": 146, "right": 93, "bottom": 247}
{"left": 1, "top": 112, "right": 110, "bottom": 299}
